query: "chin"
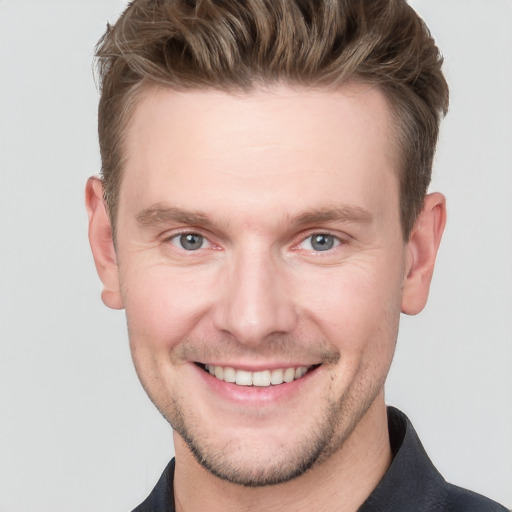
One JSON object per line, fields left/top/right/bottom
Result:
{"left": 169, "top": 385, "right": 382, "bottom": 487}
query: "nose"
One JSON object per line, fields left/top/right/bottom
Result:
{"left": 212, "top": 246, "right": 298, "bottom": 346}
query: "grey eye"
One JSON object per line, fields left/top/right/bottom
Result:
{"left": 176, "top": 233, "right": 206, "bottom": 250}
{"left": 300, "top": 233, "right": 340, "bottom": 252}
{"left": 311, "top": 234, "right": 335, "bottom": 251}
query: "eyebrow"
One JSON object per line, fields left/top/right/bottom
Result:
{"left": 136, "top": 203, "right": 373, "bottom": 229}
{"left": 136, "top": 204, "right": 214, "bottom": 228}
{"left": 292, "top": 206, "right": 373, "bottom": 226}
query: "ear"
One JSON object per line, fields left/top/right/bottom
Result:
{"left": 85, "top": 177, "right": 124, "bottom": 310}
{"left": 401, "top": 192, "right": 446, "bottom": 315}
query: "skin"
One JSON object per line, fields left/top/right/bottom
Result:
{"left": 87, "top": 83, "right": 446, "bottom": 511}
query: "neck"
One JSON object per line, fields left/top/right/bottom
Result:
{"left": 173, "top": 395, "right": 392, "bottom": 512}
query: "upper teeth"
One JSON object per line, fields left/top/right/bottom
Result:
{"left": 204, "top": 365, "right": 309, "bottom": 387}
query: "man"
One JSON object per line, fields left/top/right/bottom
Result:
{"left": 86, "top": 0, "right": 508, "bottom": 510}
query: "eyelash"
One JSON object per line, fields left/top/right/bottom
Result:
{"left": 297, "top": 233, "right": 343, "bottom": 253}
{"left": 167, "top": 231, "right": 212, "bottom": 251}
{"left": 164, "top": 230, "right": 345, "bottom": 255}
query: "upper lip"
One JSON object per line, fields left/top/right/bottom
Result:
{"left": 196, "top": 362, "right": 321, "bottom": 371}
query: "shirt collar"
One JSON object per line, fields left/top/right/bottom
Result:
{"left": 358, "top": 406, "right": 446, "bottom": 511}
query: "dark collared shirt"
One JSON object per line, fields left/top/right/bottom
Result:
{"left": 132, "top": 407, "right": 508, "bottom": 511}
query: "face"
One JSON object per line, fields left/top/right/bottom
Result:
{"left": 111, "top": 84, "right": 409, "bottom": 485}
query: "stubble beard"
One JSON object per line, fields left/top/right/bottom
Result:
{"left": 164, "top": 376, "right": 384, "bottom": 488}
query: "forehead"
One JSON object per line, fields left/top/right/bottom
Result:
{"left": 120, "top": 83, "right": 400, "bottom": 225}
{"left": 125, "top": 82, "right": 397, "bottom": 161}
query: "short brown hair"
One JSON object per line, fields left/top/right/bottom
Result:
{"left": 96, "top": 0, "right": 448, "bottom": 238}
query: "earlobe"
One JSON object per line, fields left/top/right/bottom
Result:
{"left": 401, "top": 192, "right": 446, "bottom": 315}
{"left": 85, "top": 177, "right": 124, "bottom": 310}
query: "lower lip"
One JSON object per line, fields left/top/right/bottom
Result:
{"left": 194, "top": 364, "right": 320, "bottom": 405}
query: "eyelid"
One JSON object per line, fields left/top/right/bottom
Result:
{"left": 161, "top": 228, "right": 346, "bottom": 253}
{"left": 295, "top": 232, "right": 345, "bottom": 252}
{"left": 163, "top": 229, "right": 214, "bottom": 250}
{"left": 171, "top": 233, "right": 211, "bottom": 249}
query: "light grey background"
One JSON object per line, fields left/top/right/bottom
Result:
{"left": 0, "top": 1, "right": 510, "bottom": 511}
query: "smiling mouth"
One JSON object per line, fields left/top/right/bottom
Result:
{"left": 198, "top": 364, "right": 319, "bottom": 387}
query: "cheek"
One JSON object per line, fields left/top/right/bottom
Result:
{"left": 296, "top": 259, "right": 403, "bottom": 352}
{"left": 120, "top": 265, "right": 216, "bottom": 351}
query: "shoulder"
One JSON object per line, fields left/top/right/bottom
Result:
{"left": 374, "top": 408, "right": 510, "bottom": 512}
{"left": 443, "top": 483, "right": 510, "bottom": 512}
